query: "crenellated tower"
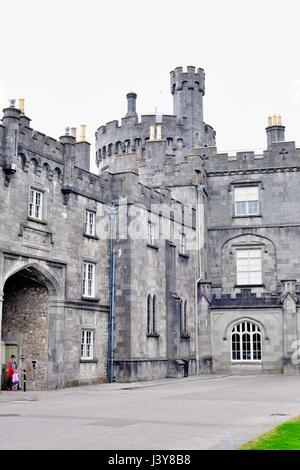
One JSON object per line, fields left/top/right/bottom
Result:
{"left": 170, "top": 66, "right": 206, "bottom": 152}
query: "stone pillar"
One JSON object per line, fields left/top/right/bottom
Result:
{"left": 47, "top": 301, "right": 65, "bottom": 389}
{"left": 281, "top": 280, "right": 299, "bottom": 374}
{"left": 198, "top": 282, "right": 212, "bottom": 373}
{"left": 60, "top": 130, "right": 76, "bottom": 204}
{"left": 2, "top": 103, "right": 21, "bottom": 169}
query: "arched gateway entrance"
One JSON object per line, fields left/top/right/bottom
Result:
{"left": 0, "top": 263, "right": 64, "bottom": 391}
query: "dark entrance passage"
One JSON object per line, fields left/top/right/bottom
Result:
{"left": 1, "top": 269, "right": 50, "bottom": 391}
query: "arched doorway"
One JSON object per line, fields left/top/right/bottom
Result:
{"left": 1, "top": 267, "right": 51, "bottom": 391}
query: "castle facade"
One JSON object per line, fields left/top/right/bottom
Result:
{"left": 1, "top": 66, "right": 299, "bottom": 390}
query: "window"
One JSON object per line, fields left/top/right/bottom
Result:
{"left": 236, "top": 249, "right": 262, "bottom": 285}
{"left": 29, "top": 189, "right": 43, "bottom": 220}
{"left": 85, "top": 210, "right": 96, "bottom": 236}
{"left": 234, "top": 186, "right": 259, "bottom": 216}
{"left": 231, "top": 321, "right": 262, "bottom": 362}
{"left": 81, "top": 330, "right": 94, "bottom": 360}
{"left": 179, "top": 233, "right": 186, "bottom": 255}
{"left": 147, "top": 221, "right": 155, "bottom": 245}
{"left": 180, "top": 300, "right": 188, "bottom": 336}
{"left": 82, "top": 262, "right": 96, "bottom": 298}
{"left": 147, "top": 294, "right": 157, "bottom": 335}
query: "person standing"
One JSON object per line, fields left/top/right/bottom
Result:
{"left": 7, "top": 355, "right": 17, "bottom": 391}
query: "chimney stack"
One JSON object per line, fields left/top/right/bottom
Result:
{"left": 266, "top": 115, "right": 285, "bottom": 149}
{"left": 126, "top": 92, "right": 137, "bottom": 118}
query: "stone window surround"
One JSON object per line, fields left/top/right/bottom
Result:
{"left": 80, "top": 328, "right": 97, "bottom": 362}
{"left": 229, "top": 179, "right": 263, "bottom": 219}
{"left": 84, "top": 208, "right": 98, "bottom": 239}
{"left": 231, "top": 320, "right": 263, "bottom": 363}
{"left": 82, "top": 260, "right": 98, "bottom": 300}
{"left": 28, "top": 184, "right": 47, "bottom": 224}
{"left": 147, "top": 293, "right": 159, "bottom": 337}
{"left": 231, "top": 242, "right": 265, "bottom": 289}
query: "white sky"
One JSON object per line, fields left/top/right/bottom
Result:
{"left": 1, "top": 0, "right": 300, "bottom": 172}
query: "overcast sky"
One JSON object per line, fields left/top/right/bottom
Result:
{"left": 1, "top": 0, "right": 300, "bottom": 172}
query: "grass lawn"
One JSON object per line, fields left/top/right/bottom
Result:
{"left": 241, "top": 417, "right": 300, "bottom": 450}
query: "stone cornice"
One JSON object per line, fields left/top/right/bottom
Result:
{"left": 207, "top": 166, "right": 300, "bottom": 177}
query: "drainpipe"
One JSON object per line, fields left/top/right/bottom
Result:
{"left": 108, "top": 205, "right": 118, "bottom": 383}
{"left": 195, "top": 184, "right": 205, "bottom": 374}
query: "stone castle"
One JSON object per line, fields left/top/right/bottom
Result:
{"left": 1, "top": 66, "right": 299, "bottom": 390}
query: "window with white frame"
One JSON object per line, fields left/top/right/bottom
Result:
{"left": 231, "top": 321, "right": 262, "bottom": 362}
{"left": 84, "top": 210, "right": 96, "bottom": 236}
{"left": 179, "top": 232, "right": 186, "bottom": 255}
{"left": 234, "top": 186, "right": 259, "bottom": 216}
{"left": 147, "top": 221, "right": 155, "bottom": 245}
{"left": 82, "top": 262, "right": 96, "bottom": 298}
{"left": 81, "top": 329, "right": 94, "bottom": 360}
{"left": 29, "top": 189, "right": 43, "bottom": 220}
{"left": 236, "top": 249, "right": 262, "bottom": 286}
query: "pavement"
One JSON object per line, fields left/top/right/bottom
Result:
{"left": 0, "top": 374, "right": 300, "bottom": 450}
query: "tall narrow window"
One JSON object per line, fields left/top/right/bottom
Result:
{"left": 231, "top": 321, "right": 262, "bottom": 362}
{"left": 236, "top": 249, "right": 262, "bottom": 285}
{"left": 234, "top": 186, "right": 259, "bottom": 216}
{"left": 147, "top": 294, "right": 157, "bottom": 335}
{"left": 152, "top": 295, "right": 156, "bottom": 334}
{"left": 180, "top": 300, "right": 188, "bottom": 336}
{"left": 81, "top": 330, "right": 94, "bottom": 360}
{"left": 179, "top": 233, "right": 186, "bottom": 255}
{"left": 147, "top": 221, "right": 155, "bottom": 245}
{"left": 29, "top": 189, "right": 43, "bottom": 220}
{"left": 85, "top": 210, "right": 96, "bottom": 236}
{"left": 82, "top": 262, "right": 96, "bottom": 298}
{"left": 147, "top": 294, "right": 152, "bottom": 335}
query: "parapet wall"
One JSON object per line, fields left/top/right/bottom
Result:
{"left": 18, "top": 116, "right": 64, "bottom": 164}
{"left": 96, "top": 113, "right": 215, "bottom": 170}
{"left": 194, "top": 141, "right": 300, "bottom": 174}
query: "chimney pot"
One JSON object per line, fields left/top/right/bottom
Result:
{"left": 18, "top": 99, "right": 25, "bottom": 115}
{"left": 71, "top": 127, "right": 77, "bottom": 140}
{"left": 79, "top": 124, "right": 87, "bottom": 142}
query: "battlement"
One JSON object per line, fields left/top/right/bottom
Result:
{"left": 95, "top": 113, "right": 188, "bottom": 168}
{"left": 19, "top": 123, "right": 64, "bottom": 163}
{"left": 196, "top": 140, "right": 300, "bottom": 174}
{"left": 95, "top": 67, "right": 215, "bottom": 171}
{"left": 170, "top": 66, "right": 205, "bottom": 95}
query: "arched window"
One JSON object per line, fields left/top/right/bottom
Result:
{"left": 124, "top": 140, "right": 130, "bottom": 154}
{"left": 147, "top": 294, "right": 157, "bottom": 335}
{"left": 116, "top": 141, "right": 122, "bottom": 154}
{"left": 42, "top": 163, "right": 50, "bottom": 179}
{"left": 108, "top": 143, "right": 113, "bottom": 157}
{"left": 180, "top": 299, "right": 187, "bottom": 336}
{"left": 53, "top": 167, "right": 62, "bottom": 183}
{"left": 231, "top": 321, "right": 262, "bottom": 362}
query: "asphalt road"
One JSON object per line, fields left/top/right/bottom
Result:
{"left": 1, "top": 374, "right": 300, "bottom": 450}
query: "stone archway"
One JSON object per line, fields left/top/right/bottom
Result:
{"left": 1, "top": 263, "right": 64, "bottom": 391}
